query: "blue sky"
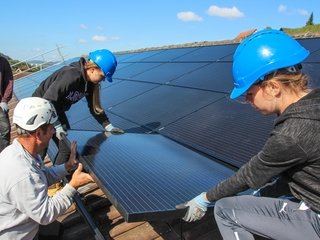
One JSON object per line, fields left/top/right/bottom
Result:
{"left": 2, "top": 0, "right": 319, "bottom": 60}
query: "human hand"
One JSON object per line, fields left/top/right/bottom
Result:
{"left": 0, "top": 102, "right": 8, "bottom": 112}
{"left": 69, "top": 163, "right": 94, "bottom": 189}
{"left": 55, "top": 124, "right": 67, "bottom": 140}
{"left": 105, "top": 123, "right": 124, "bottom": 134}
{"left": 177, "top": 192, "right": 212, "bottom": 222}
{"left": 65, "top": 141, "right": 79, "bottom": 173}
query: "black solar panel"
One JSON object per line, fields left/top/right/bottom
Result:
{"left": 160, "top": 97, "right": 275, "bottom": 168}
{"left": 141, "top": 47, "right": 200, "bottom": 62}
{"left": 174, "top": 44, "right": 237, "bottom": 62}
{"left": 116, "top": 50, "right": 163, "bottom": 62}
{"left": 131, "top": 62, "right": 207, "bottom": 84}
{"left": 66, "top": 130, "right": 234, "bottom": 222}
{"left": 105, "top": 85, "right": 224, "bottom": 130}
{"left": 113, "top": 62, "right": 163, "bottom": 80}
{"left": 171, "top": 62, "right": 234, "bottom": 93}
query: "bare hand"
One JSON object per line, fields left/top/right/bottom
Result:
{"left": 69, "top": 163, "right": 94, "bottom": 189}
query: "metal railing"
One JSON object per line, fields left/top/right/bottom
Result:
{"left": 11, "top": 45, "right": 67, "bottom": 78}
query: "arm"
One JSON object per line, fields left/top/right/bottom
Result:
{"left": 181, "top": 133, "right": 307, "bottom": 222}
{"left": 1, "top": 59, "right": 13, "bottom": 103}
{"left": 207, "top": 134, "right": 307, "bottom": 201}
{"left": 8, "top": 173, "right": 76, "bottom": 225}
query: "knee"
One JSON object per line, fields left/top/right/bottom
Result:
{"left": 214, "top": 197, "right": 232, "bottom": 219}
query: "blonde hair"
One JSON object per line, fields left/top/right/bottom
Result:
{"left": 261, "top": 71, "right": 309, "bottom": 95}
{"left": 85, "top": 60, "right": 99, "bottom": 70}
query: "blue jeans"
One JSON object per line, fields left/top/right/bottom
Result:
{"left": 0, "top": 108, "right": 10, "bottom": 152}
{"left": 214, "top": 195, "right": 320, "bottom": 240}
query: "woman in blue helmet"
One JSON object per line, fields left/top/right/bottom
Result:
{"left": 32, "top": 49, "right": 124, "bottom": 165}
{"left": 180, "top": 29, "right": 320, "bottom": 239}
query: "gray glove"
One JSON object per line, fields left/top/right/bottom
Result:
{"left": 105, "top": 123, "right": 124, "bottom": 134}
{"left": 55, "top": 124, "right": 67, "bottom": 140}
{"left": 0, "top": 102, "right": 9, "bottom": 112}
{"left": 178, "top": 192, "right": 212, "bottom": 222}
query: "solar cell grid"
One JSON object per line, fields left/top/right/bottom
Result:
{"left": 66, "top": 130, "right": 234, "bottom": 222}
{"left": 131, "top": 62, "right": 207, "bottom": 84}
{"left": 174, "top": 44, "right": 237, "bottom": 62}
{"left": 104, "top": 85, "right": 224, "bottom": 130}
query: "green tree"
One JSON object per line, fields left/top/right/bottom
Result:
{"left": 306, "top": 12, "right": 314, "bottom": 26}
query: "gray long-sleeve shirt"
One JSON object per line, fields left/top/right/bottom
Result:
{"left": 0, "top": 139, "right": 76, "bottom": 239}
{"left": 207, "top": 89, "right": 320, "bottom": 214}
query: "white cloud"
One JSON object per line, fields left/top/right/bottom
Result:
{"left": 177, "top": 11, "right": 203, "bottom": 22}
{"left": 92, "top": 35, "right": 107, "bottom": 42}
{"left": 207, "top": 5, "right": 244, "bottom": 19}
{"left": 79, "top": 39, "right": 87, "bottom": 44}
{"left": 80, "top": 24, "right": 88, "bottom": 29}
{"left": 278, "top": 5, "right": 309, "bottom": 16}
{"left": 278, "top": 5, "right": 287, "bottom": 13}
{"left": 111, "top": 36, "right": 120, "bottom": 41}
{"left": 297, "top": 9, "right": 309, "bottom": 16}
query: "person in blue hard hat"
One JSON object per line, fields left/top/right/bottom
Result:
{"left": 179, "top": 29, "right": 320, "bottom": 239}
{"left": 32, "top": 49, "right": 124, "bottom": 165}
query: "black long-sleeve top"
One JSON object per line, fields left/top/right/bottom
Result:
{"left": 32, "top": 58, "right": 110, "bottom": 128}
{"left": 207, "top": 89, "right": 320, "bottom": 214}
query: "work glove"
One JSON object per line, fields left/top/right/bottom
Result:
{"left": 105, "top": 123, "right": 124, "bottom": 134}
{"left": 177, "top": 192, "right": 212, "bottom": 222}
{"left": 55, "top": 123, "right": 67, "bottom": 140}
{"left": 0, "top": 102, "right": 9, "bottom": 112}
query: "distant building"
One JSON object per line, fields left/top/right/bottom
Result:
{"left": 234, "top": 29, "right": 257, "bottom": 42}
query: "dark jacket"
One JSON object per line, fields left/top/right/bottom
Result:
{"left": 32, "top": 58, "right": 110, "bottom": 128}
{"left": 0, "top": 57, "right": 13, "bottom": 103}
{"left": 207, "top": 89, "right": 320, "bottom": 213}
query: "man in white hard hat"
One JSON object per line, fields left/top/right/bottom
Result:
{"left": 0, "top": 97, "right": 94, "bottom": 239}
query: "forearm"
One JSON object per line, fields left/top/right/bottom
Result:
{"left": 206, "top": 172, "right": 249, "bottom": 202}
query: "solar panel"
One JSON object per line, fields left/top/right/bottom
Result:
{"left": 113, "top": 62, "right": 163, "bottom": 80}
{"left": 302, "top": 63, "right": 320, "bottom": 88}
{"left": 171, "top": 62, "right": 234, "bottom": 93}
{"left": 160, "top": 97, "right": 275, "bottom": 168}
{"left": 105, "top": 85, "right": 224, "bottom": 130}
{"left": 174, "top": 44, "right": 237, "bottom": 62}
{"left": 141, "top": 47, "right": 200, "bottom": 62}
{"left": 116, "top": 50, "right": 163, "bottom": 62}
{"left": 65, "top": 130, "right": 235, "bottom": 222}
{"left": 131, "top": 62, "right": 207, "bottom": 84}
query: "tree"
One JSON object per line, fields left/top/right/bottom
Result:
{"left": 306, "top": 12, "right": 314, "bottom": 26}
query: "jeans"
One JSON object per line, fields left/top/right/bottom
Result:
{"left": 0, "top": 108, "right": 10, "bottom": 152}
{"left": 214, "top": 195, "right": 320, "bottom": 240}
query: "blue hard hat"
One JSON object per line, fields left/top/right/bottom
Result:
{"left": 89, "top": 49, "right": 117, "bottom": 82}
{"left": 230, "top": 29, "right": 309, "bottom": 99}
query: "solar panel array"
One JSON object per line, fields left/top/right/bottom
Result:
{"left": 14, "top": 37, "right": 320, "bottom": 222}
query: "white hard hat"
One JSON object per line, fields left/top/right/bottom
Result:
{"left": 13, "top": 97, "right": 58, "bottom": 131}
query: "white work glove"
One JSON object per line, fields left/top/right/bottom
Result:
{"left": 0, "top": 102, "right": 8, "bottom": 112}
{"left": 55, "top": 124, "right": 67, "bottom": 140}
{"left": 105, "top": 123, "right": 124, "bottom": 134}
{"left": 177, "top": 192, "right": 212, "bottom": 222}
